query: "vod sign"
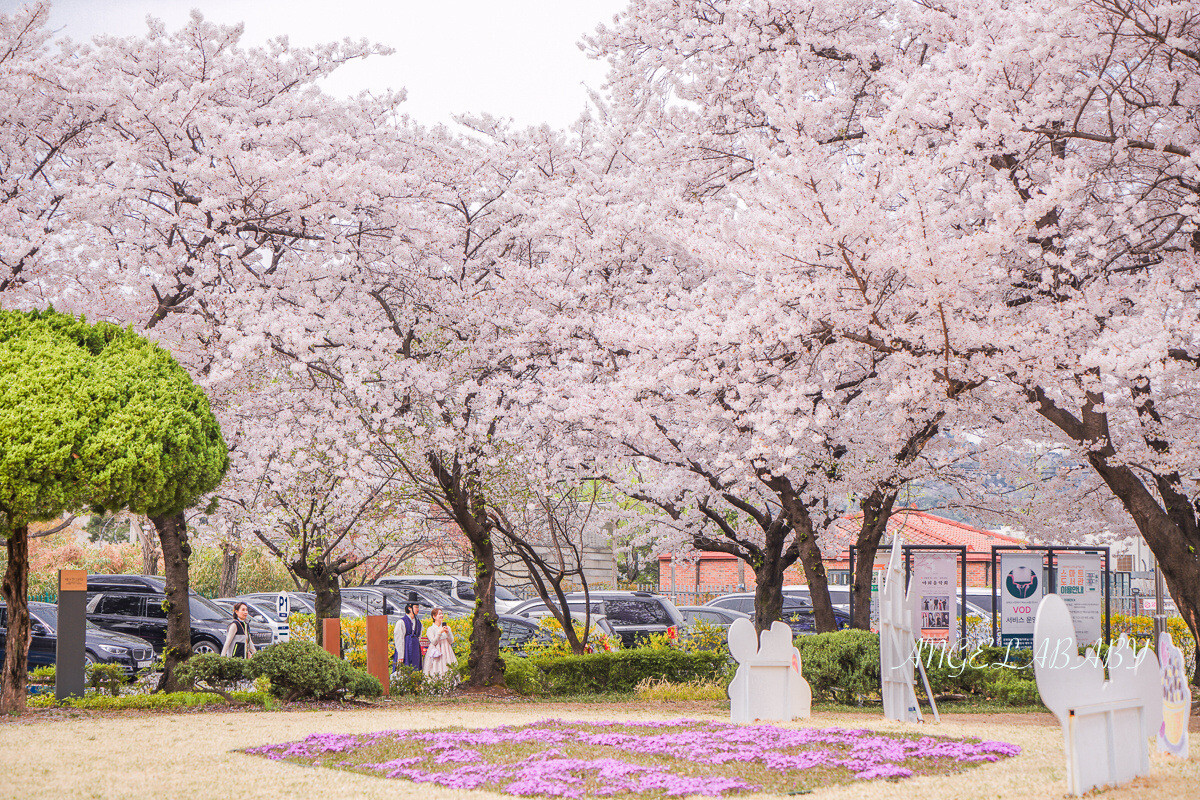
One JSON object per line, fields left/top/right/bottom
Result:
{"left": 1000, "top": 552, "right": 1044, "bottom": 648}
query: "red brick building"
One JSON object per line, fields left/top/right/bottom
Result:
{"left": 658, "top": 509, "right": 1025, "bottom": 596}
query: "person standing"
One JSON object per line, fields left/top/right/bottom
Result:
{"left": 395, "top": 597, "right": 422, "bottom": 671}
{"left": 422, "top": 608, "right": 457, "bottom": 679}
{"left": 221, "top": 602, "right": 257, "bottom": 658}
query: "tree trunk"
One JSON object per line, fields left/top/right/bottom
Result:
{"left": 751, "top": 555, "right": 786, "bottom": 635}
{"left": 217, "top": 542, "right": 240, "bottom": 598}
{"left": 850, "top": 490, "right": 898, "bottom": 629}
{"left": 292, "top": 562, "right": 341, "bottom": 648}
{"left": 465, "top": 530, "right": 505, "bottom": 686}
{"left": 151, "top": 511, "right": 193, "bottom": 692}
{"left": 794, "top": 521, "right": 838, "bottom": 633}
{"left": 427, "top": 452, "right": 505, "bottom": 687}
{"left": 136, "top": 517, "right": 160, "bottom": 575}
{"left": 0, "top": 525, "right": 29, "bottom": 714}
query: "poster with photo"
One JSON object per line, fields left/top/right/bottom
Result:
{"left": 912, "top": 553, "right": 957, "bottom": 643}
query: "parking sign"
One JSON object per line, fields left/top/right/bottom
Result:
{"left": 276, "top": 592, "right": 290, "bottom": 620}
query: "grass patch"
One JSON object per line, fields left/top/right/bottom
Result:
{"left": 635, "top": 678, "right": 727, "bottom": 702}
{"left": 244, "top": 718, "right": 1020, "bottom": 797}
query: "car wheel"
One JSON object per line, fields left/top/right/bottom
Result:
{"left": 84, "top": 651, "right": 97, "bottom": 666}
{"left": 193, "top": 639, "right": 220, "bottom": 655}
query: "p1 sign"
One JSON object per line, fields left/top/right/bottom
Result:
{"left": 276, "top": 592, "right": 290, "bottom": 621}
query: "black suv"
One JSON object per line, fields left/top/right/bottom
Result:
{"left": 705, "top": 592, "right": 850, "bottom": 634}
{"left": 86, "top": 591, "right": 273, "bottom": 655}
{"left": 1, "top": 601, "right": 156, "bottom": 677}
{"left": 510, "top": 591, "right": 685, "bottom": 647}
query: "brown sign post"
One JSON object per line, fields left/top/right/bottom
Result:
{"left": 365, "top": 615, "right": 390, "bottom": 696}
{"left": 56, "top": 569, "right": 88, "bottom": 701}
{"left": 321, "top": 618, "right": 341, "bottom": 658}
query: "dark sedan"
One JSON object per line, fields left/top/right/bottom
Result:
{"left": 1, "top": 601, "right": 156, "bottom": 677}
{"left": 86, "top": 591, "right": 273, "bottom": 655}
{"left": 677, "top": 605, "right": 751, "bottom": 628}
{"left": 705, "top": 592, "right": 850, "bottom": 634}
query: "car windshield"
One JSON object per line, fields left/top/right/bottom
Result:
{"left": 29, "top": 606, "right": 101, "bottom": 632}
{"left": 418, "top": 587, "right": 460, "bottom": 607}
{"left": 495, "top": 586, "right": 517, "bottom": 601}
{"left": 189, "top": 596, "right": 228, "bottom": 621}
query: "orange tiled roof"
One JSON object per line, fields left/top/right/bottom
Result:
{"left": 828, "top": 509, "right": 1024, "bottom": 559}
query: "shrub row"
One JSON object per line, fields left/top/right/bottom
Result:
{"left": 510, "top": 649, "right": 728, "bottom": 695}
{"left": 28, "top": 690, "right": 270, "bottom": 710}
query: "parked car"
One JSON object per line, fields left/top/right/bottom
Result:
{"left": 510, "top": 591, "right": 684, "bottom": 648}
{"left": 705, "top": 591, "right": 850, "bottom": 634}
{"left": 292, "top": 594, "right": 375, "bottom": 619}
{"left": 375, "top": 574, "right": 522, "bottom": 613}
{"left": 344, "top": 585, "right": 471, "bottom": 618}
{"left": 705, "top": 592, "right": 813, "bottom": 616}
{"left": 497, "top": 614, "right": 563, "bottom": 654}
{"left": 86, "top": 591, "right": 273, "bottom": 655}
{"left": 85, "top": 574, "right": 169, "bottom": 594}
{"left": 676, "top": 605, "right": 750, "bottom": 629}
{"left": 0, "top": 601, "right": 156, "bottom": 677}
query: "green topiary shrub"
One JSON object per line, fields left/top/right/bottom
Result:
{"left": 248, "top": 640, "right": 379, "bottom": 702}
{"left": 175, "top": 653, "right": 251, "bottom": 700}
{"left": 795, "top": 629, "right": 880, "bottom": 704}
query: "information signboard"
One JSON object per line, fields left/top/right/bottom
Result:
{"left": 1057, "top": 553, "right": 1103, "bottom": 643}
{"left": 1000, "top": 552, "right": 1044, "bottom": 648}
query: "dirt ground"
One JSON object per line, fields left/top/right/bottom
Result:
{"left": 2, "top": 699, "right": 1197, "bottom": 800}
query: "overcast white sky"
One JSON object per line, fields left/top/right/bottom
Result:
{"left": 27, "top": 0, "right": 627, "bottom": 127}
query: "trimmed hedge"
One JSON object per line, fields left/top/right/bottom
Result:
{"left": 521, "top": 649, "right": 727, "bottom": 695}
{"left": 27, "top": 690, "right": 269, "bottom": 710}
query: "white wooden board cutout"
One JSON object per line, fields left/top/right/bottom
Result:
{"left": 880, "top": 535, "right": 922, "bottom": 723}
{"left": 1033, "top": 593, "right": 1162, "bottom": 796}
{"left": 1158, "top": 631, "right": 1191, "bottom": 758}
{"left": 726, "top": 618, "right": 812, "bottom": 723}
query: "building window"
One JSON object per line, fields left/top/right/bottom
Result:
{"left": 828, "top": 570, "right": 850, "bottom": 586}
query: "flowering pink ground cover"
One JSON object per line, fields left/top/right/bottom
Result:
{"left": 243, "top": 719, "right": 1020, "bottom": 797}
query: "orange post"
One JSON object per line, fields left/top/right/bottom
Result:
{"left": 365, "top": 615, "right": 390, "bottom": 696}
{"left": 321, "top": 618, "right": 341, "bottom": 658}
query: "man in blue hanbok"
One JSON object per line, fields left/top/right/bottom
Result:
{"left": 395, "top": 594, "right": 423, "bottom": 671}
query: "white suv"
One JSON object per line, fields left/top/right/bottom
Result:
{"left": 375, "top": 574, "right": 522, "bottom": 613}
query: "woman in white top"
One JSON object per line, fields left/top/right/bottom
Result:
{"left": 422, "top": 608, "right": 457, "bottom": 678}
{"left": 221, "top": 602, "right": 257, "bottom": 658}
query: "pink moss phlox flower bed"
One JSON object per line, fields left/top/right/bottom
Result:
{"left": 243, "top": 719, "right": 1020, "bottom": 797}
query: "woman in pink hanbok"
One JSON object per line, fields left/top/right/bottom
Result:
{"left": 422, "top": 608, "right": 457, "bottom": 679}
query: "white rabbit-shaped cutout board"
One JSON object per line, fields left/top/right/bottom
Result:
{"left": 726, "top": 618, "right": 812, "bottom": 723}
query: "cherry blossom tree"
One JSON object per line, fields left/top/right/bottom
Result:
{"left": 580, "top": 0, "right": 1199, "bottom": 658}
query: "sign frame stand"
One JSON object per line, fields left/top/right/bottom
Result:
{"left": 991, "top": 545, "right": 1110, "bottom": 647}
